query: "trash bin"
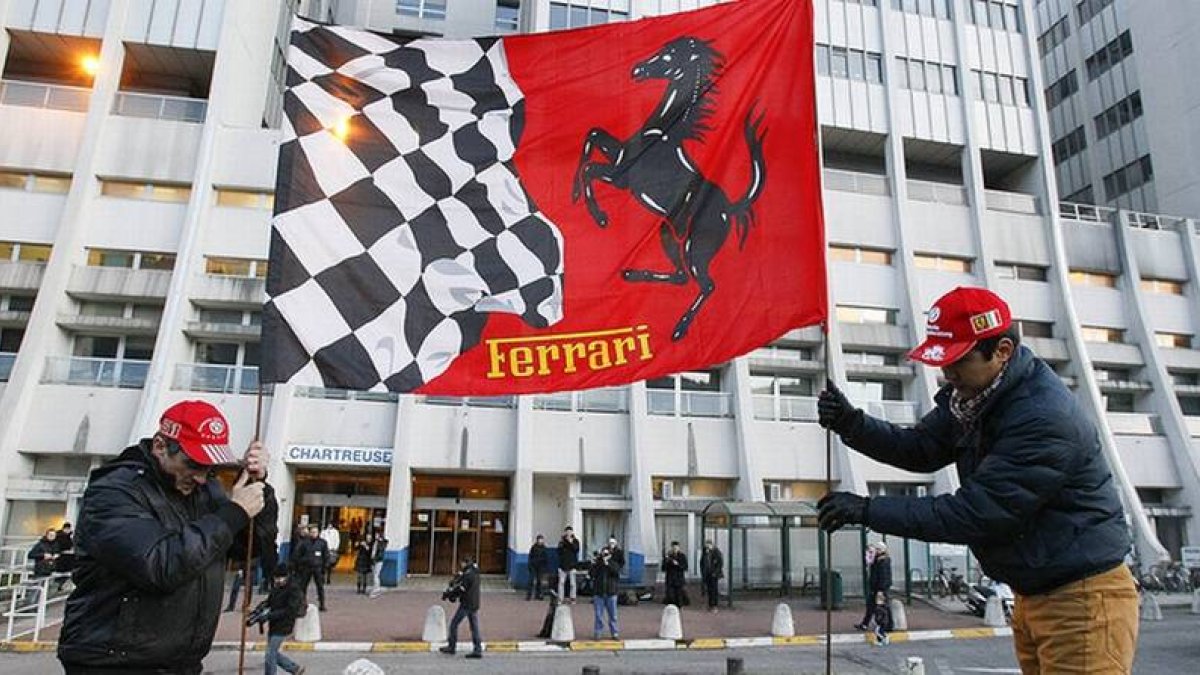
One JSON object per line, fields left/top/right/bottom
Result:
{"left": 820, "top": 570, "right": 844, "bottom": 610}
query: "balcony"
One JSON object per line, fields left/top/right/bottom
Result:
{"left": 0, "top": 352, "right": 14, "bottom": 382}
{"left": 0, "top": 260, "right": 46, "bottom": 291}
{"left": 67, "top": 265, "right": 173, "bottom": 301}
{"left": 753, "top": 394, "right": 817, "bottom": 422}
{"left": 420, "top": 395, "right": 516, "bottom": 408}
{"left": 56, "top": 314, "right": 159, "bottom": 335}
{"left": 865, "top": 400, "right": 919, "bottom": 426}
{"left": 0, "top": 79, "right": 89, "bottom": 112}
{"left": 647, "top": 390, "right": 733, "bottom": 418}
{"left": 985, "top": 190, "right": 1039, "bottom": 215}
{"left": 294, "top": 386, "right": 394, "bottom": 402}
{"left": 173, "top": 363, "right": 259, "bottom": 394}
{"left": 42, "top": 356, "right": 150, "bottom": 388}
{"left": 532, "top": 387, "right": 629, "bottom": 413}
{"left": 191, "top": 273, "right": 266, "bottom": 308}
{"left": 183, "top": 321, "right": 261, "bottom": 341}
{"left": 907, "top": 179, "right": 966, "bottom": 206}
{"left": 1106, "top": 412, "right": 1162, "bottom": 436}
{"left": 823, "top": 169, "right": 889, "bottom": 196}
{"left": 1059, "top": 202, "right": 1114, "bottom": 224}
{"left": 112, "top": 91, "right": 207, "bottom": 123}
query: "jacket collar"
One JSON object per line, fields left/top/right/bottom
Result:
{"left": 934, "top": 344, "right": 1037, "bottom": 422}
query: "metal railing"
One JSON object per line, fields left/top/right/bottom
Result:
{"left": 532, "top": 387, "right": 629, "bottom": 413}
{"left": 0, "top": 352, "right": 15, "bottom": 382}
{"left": 0, "top": 79, "right": 90, "bottom": 112}
{"left": 647, "top": 390, "right": 733, "bottom": 417}
{"left": 172, "top": 363, "right": 259, "bottom": 394}
{"left": 420, "top": 395, "right": 517, "bottom": 408}
{"left": 823, "top": 169, "right": 890, "bottom": 196}
{"left": 4, "top": 575, "right": 70, "bottom": 641}
{"left": 907, "top": 179, "right": 968, "bottom": 206}
{"left": 752, "top": 394, "right": 818, "bottom": 422}
{"left": 1106, "top": 412, "right": 1162, "bottom": 435}
{"left": 294, "top": 387, "right": 395, "bottom": 402}
{"left": 1125, "top": 210, "right": 1189, "bottom": 231}
{"left": 867, "top": 400, "right": 920, "bottom": 426}
{"left": 1059, "top": 201, "right": 1114, "bottom": 223}
{"left": 42, "top": 356, "right": 150, "bottom": 388}
{"left": 112, "top": 91, "right": 207, "bottom": 123}
{"left": 984, "top": 189, "right": 1039, "bottom": 215}
{"left": 749, "top": 346, "right": 810, "bottom": 362}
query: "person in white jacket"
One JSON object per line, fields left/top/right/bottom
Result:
{"left": 319, "top": 523, "right": 341, "bottom": 584}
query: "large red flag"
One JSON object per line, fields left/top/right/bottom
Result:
{"left": 263, "top": 0, "right": 825, "bottom": 395}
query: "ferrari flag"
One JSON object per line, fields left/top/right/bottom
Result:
{"left": 263, "top": 0, "right": 826, "bottom": 395}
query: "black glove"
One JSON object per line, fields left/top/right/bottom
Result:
{"left": 817, "top": 492, "right": 869, "bottom": 532}
{"left": 817, "top": 379, "right": 862, "bottom": 435}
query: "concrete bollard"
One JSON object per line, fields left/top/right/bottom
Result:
{"left": 889, "top": 598, "right": 908, "bottom": 631}
{"left": 344, "top": 658, "right": 386, "bottom": 675}
{"left": 1191, "top": 589, "right": 1200, "bottom": 615}
{"left": 1141, "top": 593, "right": 1163, "bottom": 621}
{"left": 771, "top": 603, "right": 795, "bottom": 637}
{"left": 659, "top": 604, "right": 683, "bottom": 640}
{"left": 551, "top": 604, "right": 576, "bottom": 642}
{"left": 727, "top": 657, "right": 745, "bottom": 675}
{"left": 422, "top": 604, "right": 447, "bottom": 643}
{"left": 293, "top": 603, "right": 321, "bottom": 642}
{"left": 983, "top": 596, "right": 1007, "bottom": 628}
{"left": 904, "top": 656, "right": 926, "bottom": 675}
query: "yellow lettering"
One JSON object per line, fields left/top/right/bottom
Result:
{"left": 563, "top": 342, "right": 587, "bottom": 373}
{"left": 587, "top": 339, "right": 613, "bottom": 370}
{"left": 612, "top": 336, "right": 636, "bottom": 366}
{"left": 535, "top": 343, "right": 560, "bottom": 376}
{"left": 486, "top": 340, "right": 506, "bottom": 379}
{"left": 637, "top": 328, "right": 653, "bottom": 360}
{"left": 510, "top": 346, "right": 535, "bottom": 377}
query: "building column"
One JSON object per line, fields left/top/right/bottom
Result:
{"left": 506, "top": 395, "right": 535, "bottom": 587}
{"left": 625, "top": 381, "right": 657, "bottom": 583}
{"left": 0, "top": 0, "right": 131, "bottom": 534}
{"left": 262, "top": 384, "right": 297, "bottom": 557}
{"left": 381, "top": 395, "right": 416, "bottom": 585}
{"left": 728, "top": 358, "right": 765, "bottom": 501}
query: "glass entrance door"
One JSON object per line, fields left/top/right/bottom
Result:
{"left": 409, "top": 505, "right": 510, "bottom": 576}
{"left": 409, "top": 509, "right": 433, "bottom": 575}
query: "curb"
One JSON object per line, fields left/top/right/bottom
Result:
{"left": 1, "top": 627, "right": 1013, "bottom": 655}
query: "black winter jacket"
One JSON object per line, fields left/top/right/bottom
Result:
{"left": 589, "top": 556, "right": 621, "bottom": 597}
{"left": 557, "top": 536, "right": 580, "bottom": 569}
{"left": 841, "top": 345, "right": 1130, "bottom": 595}
{"left": 663, "top": 551, "right": 688, "bottom": 587}
{"left": 354, "top": 541, "right": 374, "bottom": 573}
{"left": 299, "top": 537, "right": 329, "bottom": 571}
{"left": 449, "top": 564, "right": 481, "bottom": 611}
{"left": 868, "top": 554, "right": 893, "bottom": 595}
{"left": 528, "top": 542, "right": 548, "bottom": 571}
{"left": 700, "top": 548, "right": 724, "bottom": 580}
{"left": 267, "top": 580, "right": 304, "bottom": 636}
{"left": 57, "top": 441, "right": 278, "bottom": 672}
{"left": 28, "top": 538, "right": 57, "bottom": 577}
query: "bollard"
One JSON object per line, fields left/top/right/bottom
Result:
{"left": 1141, "top": 592, "right": 1163, "bottom": 621}
{"left": 1191, "top": 589, "right": 1200, "bottom": 615}
{"left": 422, "top": 604, "right": 448, "bottom": 643}
{"left": 344, "top": 658, "right": 386, "bottom": 675}
{"left": 552, "top": 604, "right": 576, "bottom": 642}
{"left": 983, "top": 596, "right": 1007, "bottom": 628}
{"left": 582, "top": 667, "right": 600, "bottom": 675}
{"left": 889, "top": 598, "right": 908, "bottom": 631}
{"left": 771, "top": 603, "right": 795, "bottom": 637}
{"left": 659, "top": 604, "right": 683, "bottom": 640}
{"left": 727, "top": 657, "right": 745, "bottom": 675}
{"left": 904, "top": 656, "right": 926, "bottom": 675}
{"left": 293, "top": 603, "right": 322, "bottom": 642}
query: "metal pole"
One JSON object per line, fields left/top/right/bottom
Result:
{"left": 237, "top": 382, "right": 266, "bottom": 675}
{"left": 823, "top": 324, "right": 832, "bottom": 675}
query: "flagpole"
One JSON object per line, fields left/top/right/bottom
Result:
{"left": 822, "top": 323, "right": 832, "bottom": 675}
{"left": 237, "top": 382, "right": 266, "bottom": 675}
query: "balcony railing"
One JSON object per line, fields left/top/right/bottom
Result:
{"left": 907, "top": 179, "right": 967, "bottom": 206}
{"left": 753, "top": 394, "right": 818, "bottom": 422}
{"left": 42, "top": 356, "right": 150, "bottom": 388}
{"left": 173, "top": 363, "right": 259, "bottom": 394}
{"left": 1125, "top": 210, "right": 1189, "bottom": 231}
{"left": 984, "top": 189, "right": 1039, "bottom": 215}
{"left": 421, "top": 395, "right": 517, "bottom": 408}
{"left": 823, "top": 169, "right": 889, "bottom": 196}
{"left": 0, "top": 352, "right": 15, "bottom": 382}
{"left": 648, "top": 390, "right": 733, "bottom": 418}
{"left": 532, "top": 387, "right": 629, "bottom": 413}
{"left": 112, "top": 91, "right": 207, "bottom": 123}
{"left": 0, "top": 79, "right": 90, "bottom": 112}
{"left": 294, "top": 387, "right": 397, "bottom": 402}
{"left": 866, "top": 400, "right": 919, "bottom": 426}
{"left": 1059, "top": 201, "right": 1114, "bottom": 223}
{"left": 1106, "top": 412, "right": 1162, "bottom": 435}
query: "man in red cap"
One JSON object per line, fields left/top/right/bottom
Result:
{"left": 58, "top": 400, "right": 279, "bottom": 675}
{"left": 816, "top": 287, "right": 1138, "bottom": 674}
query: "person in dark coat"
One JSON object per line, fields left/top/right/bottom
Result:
{"left": 354, "top": 534, "right": 374, "bottom": 594}
{"left": 606, "top": 537, "right": 626, "bottom": 571}
{"left": 28, "top": 528, "right": 59, "bottom": 578}
{"left": 700, "top": 540, "right": 724, "bottom": 612}
{"left": 589, "top": 546, "right": 621, "bottom": 640}
{"left": 861, "top": 542, "right": 893, "bottom": 645}
{"left": 54, "top": 523, "right": 76, "bottom": 585}
{"left": 371, "top": 531, "right": 388, "bottom": 593}
{"left": 526, "top": 534, "right": 548, "bottom": 600}
{"left": 57, "top": 400, "right": 276, "bottom": 675}
{"left": 297, "top": 524, "right": 328, "bottom": 611}
{"left": 439, "top": 556, "right": 483, "bottom": 659}
{"left": 556, "top": 526, "right": 580, "bottom": 603}
{"left": 817, "top": 287, "right": 1138, "bottom": 673}
{"left": 662, "top": 541, "right": 689, "bottom": 607}
{"left": 263, "top": 564, "right": 306, "bottom": 675}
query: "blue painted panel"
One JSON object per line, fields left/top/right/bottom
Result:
{"left": 381, "top": 548, "right": 407, "bottom": 586}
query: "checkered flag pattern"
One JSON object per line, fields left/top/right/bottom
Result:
{"left": 263, "top": 18, "right": 564, "bottom": 392}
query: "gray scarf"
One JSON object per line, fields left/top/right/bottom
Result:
{"left": 949, "top": 362, "right": 1009, "bottom": 432}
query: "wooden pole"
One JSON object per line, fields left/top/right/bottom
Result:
{"left": 237, "top": 381, "right": 266, "bottom": 675}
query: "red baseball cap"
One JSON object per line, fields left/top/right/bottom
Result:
{"left": 908, "top": 287, "right": 1012, "bottom": 366}
{"left": 158, "top": 400, "right": 238, "bottom": 467}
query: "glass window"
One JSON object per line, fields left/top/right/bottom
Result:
{"left": 138, "top": 253, "right": 176, "bottom": 270}
{"left": 895, "top": 58, "right": 909, "bottom": 89}
{"left": 831, "top": 47, "right": 849, "bottom": 78}
{"left": 17, "top": 243, "right": 51, "bottom": 263}
{"left": 866, "top": 53, "right": 883, "bottom": 84}
{"left": 0, "top": 172, "right": 26, "bottom": 190}
{"left": 130, "top": 304, "right": 162, "bottom": 322}
{"left": 983, "top": 73, "right": 999, "bottom": 102}
{"left": 74, "top": 335, "right": 120, "bottom": 358}
{"left": 100, "top": 180, "right": 145, "bottom": 199}
{"left": 816, "top": 45, "right": 830, "bottom": 76}
{"left": 87, "top": 249, "right": 135, "bottom": 268}
{"left": 32, "top": 174, "right": 70, "bottom": 193}
{"left": 909, "top": 59, "right": 925, "bottom": 90}
{"left": 1156, "top": 333, "right": 1191, "bottom": 349}
{"left": 205, "top": 257, "right": 254, "bottom": 277}
{"left": 196, "top": 342, "right": 240, "bottom": 365}
{"left": 495, "top": 1, "right": 520, "bottom": 30}
{"left": 942, "top": 65, "right": 958, "bottom": 95}
{"left": 549, "top": 3, "right": 568, "bottom": 28}
{"left": 79, "top": 301, "right": 125, "bottom": 317}
{"left": 1004, "top": 4, "right": 1020, "bottom": 32}
{"left": 988, "top": 2, "right": 1004, "bottom": 29}
{"left": 1017, "top": 321, "right": 1053, "bottom": 338}
{"left": 859, "top": 249, "right": 892, "bottom": 265}
{"left": 198, "top": 309, "right": 245, "bottom": 324}
{"left": 0, "top": 242, "right": 15, "bottom": 260}
{"left": 123, "top": 336, "right": 155, "bottom": 361}
{"left": 926, "top": 62, "right": 942, "bottom": 94}
{"left": 849, "top": 50, "right": 866, "bottom": 81}
{"left": 147, "top": 184, "right": 190, "bottom": 203}
{"left": 998, "top": 75, "right": 1014, "bottom": 105}
{"left": 569, "top": 5, "right": 588, "bottom": 27}
{"left": 216, "top": 189, "right": 271, "bottom": 209}
{"left": 7, "top": 295, "right": 34, "bottom": 312}
{"left": 828, "top": 245, "right": 857, "bottom": 262}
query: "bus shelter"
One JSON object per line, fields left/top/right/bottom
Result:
{"left": 699, "top": 500, "right": 819, "bottom": 607}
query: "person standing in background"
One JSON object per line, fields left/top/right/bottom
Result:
{"left": 700, "top": 540, "right": 724, "bottom": 613}
{"left": 527, "top": 534, "right": 548, "bottom": 601}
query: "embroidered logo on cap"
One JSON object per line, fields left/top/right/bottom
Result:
{"left": 922, "top": 345, "right": 946, "bottom": 361}
{"left": 198, "top": 417, "right": 226, "bottom": 439}
{"left": 160, "top": 419, "right": 182, "bottom": 438}
{"left": 928, "top": 306, "right": 942, "bottom": 324}
{"left": 970, "top": 309, "right": 1002, "bottom": 335}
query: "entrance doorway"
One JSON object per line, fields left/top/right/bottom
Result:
{"left": 407, "top": 474, "right": 509, "bottom": 576}
{"left": 293, "top": 469, "right": 389, "bottom": 572}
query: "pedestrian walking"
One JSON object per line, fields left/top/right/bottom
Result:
{"left": 263, "top": 564, "right": 307, "bottom": 675}
{"left": 371, "top": 531, "right": 388, "bottom": 593}
{"left": 817, "top": 287, "right": 1138, "bottom": 674}
{"left": 527, "top": 534, "right": 548, "bottom": 601}
{"left": 589, "top": 546, "right": 621, "bottom": 640}
{"left": 319, "top": 522, "right": 341, "bottom": 584}
{"left": 865, "top": 542, "right": 893, "bottom": 645}
{"left": 354, "top": 534, "right": 374, "bottom": 594}
{"left": 298, "top": 524, "right": 328, "bottom": 611}
{"left": 700, "top": 540, "right": 724, "bottom": 613}
{"left": 556, "top": 526, "right": 580, "bottom": 604}
{"left": 439, "top": 556, "right": 483, "bottom": 659}
{"left": 662, "top": 541, "right": 689, "bottom": 606}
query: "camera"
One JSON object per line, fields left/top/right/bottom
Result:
{"left": 245, "top": 600, "right": 270, "bottom": 631}
{"left": 442, "top": 574, "right": 466, "bottom": 603}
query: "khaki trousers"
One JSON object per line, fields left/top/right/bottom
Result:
{"left": 1011, "top": 564, "right": 1139, "bottom": 674}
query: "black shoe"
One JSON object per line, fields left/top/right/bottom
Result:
{"left": 853, "top": 623, "right": 869, "bottom": 631}
{"left": 439, "top": 646, "right": 456, "bottom": 655}
{"left": 465, "top": 651, "right": 482, "bottom": 659}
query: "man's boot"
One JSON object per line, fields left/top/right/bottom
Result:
{"left": 438, "top": 646, "right": 455, "bottom": 655}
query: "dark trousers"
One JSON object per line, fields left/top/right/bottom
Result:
{"left": 664, "top": 582, "right": 688, "bottom": 606}
{"left": 704, "top": 576, "right": 720, "bottom": 607}
{"left": 526, "top": 565, "right": 545, "bottom": 600}
{"left": 447, "top": 604, "right": 482, "bottom": 653}
{"left": 225, "top": 570, "right": 245, "bottom": 611}
{"left": 299, "top": 567, "right": 326, "bottom": 608}
{"left": 356, "top": 571, "right": 371, "bottom": 593}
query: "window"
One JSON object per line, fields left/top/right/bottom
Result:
{"left": 495, "top": 0, "right": 521, "bottom": 31}
{"left": 891, "top": 0, "right": 950, "bottom": 18}
{"left": 1064, "top": 185, "right": 1094, "bottom": 204}
{"left": 215, "top": 188, "right": 274, "bottom": 210}
{"left": 86, "top": 249, "right": 176, "bottom": 271}
{"left": 100, "top": 180, "right": 192, "bottom": 203}
{"left": 913, "top": 253, "right": 973, "bottom": 273}
{"left": 396, "top": 0, "right": 447, "bottom": 20}
{"left": 1156, "top": 332, "right": 1191, "bottom": 349}
{"left": 1086, "top": 31, "right": 1133, "bottom": 81}
{"left": 1, "top": 241, "right": 52, "bottom": 263}
{"left": 1017, "top": 320, "right": 1053, "bottom": 338}
{"left": 973, "top": 70, "right": 1028, "bottom": 106}
{"left": 845, "top": 378, "right": 904, "bottom": 401}
{"left": 1052, "top": 126, "right": 1088, "bottom": 165}
{"left": 995, "top": 262, "right": 1048, "bottom": 281}
{"left": 819, "top": 45, "right": 885, "bottom": 84}
{"left": 895, "top": 57, "right": 957, "bottom": 95}
{"left": 971, "top": 0, "right": 1022, "bottom": 33}
{"left": 844, "top": 351, "right": 899, "bottom": 366}
{"left": 1141, "top": 278, "right": 1184, "bottom": 295}
{"left": 548, "top": 1, "right": 628, "bottom": 29}
{"left": 1038, "top": 16, "right": 1071, "bottom": 56}
{"left": 1171, "top": 372, "right": 1200, "bottom": 387}
{"left": 1069, "top": 270, "right": 1118, "bottom": 287}
{"left": 1079, "top": 326, "right": 1123, "bottom": 343}
{"left": 204, "top": 256, "right": 267, "bottom": 278}
{"left": 4, "top": 294, "right": 35, "bottom": 312}
{"left": 1094, "top": 92, "right": 1143, "bottom": 140}
{"left": 829, "top": 245, "right": 893, "bottom": 265}
{"left": 831, "top": 47, "right": 849, "bottom": 78}
{"left": 1077, "top": 0, "right": 1115, "bottom": 26}
{"left": 0, "top": 170, "right": 71, "bottom": 193}
{"left": 1105, "top": 393, "right": 1134, "bottom": 412}
{"left": 1102, "top": 155, "right": 1153, "bottom": 200}
{"left": 836, "top": 305, "right": 897, "bottom": 325}
{"left": 1045, "top": 70, "right": 1078, "bottom": 109}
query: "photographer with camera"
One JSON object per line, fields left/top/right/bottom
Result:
{"left": 439, "top": 556, "right": 483, "bottom": 659}
{"left": 254, "top": 564, "right": 306, "bottom": 675}
{"left": 589, "top": 546, "right": 621, "bottom": 640}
